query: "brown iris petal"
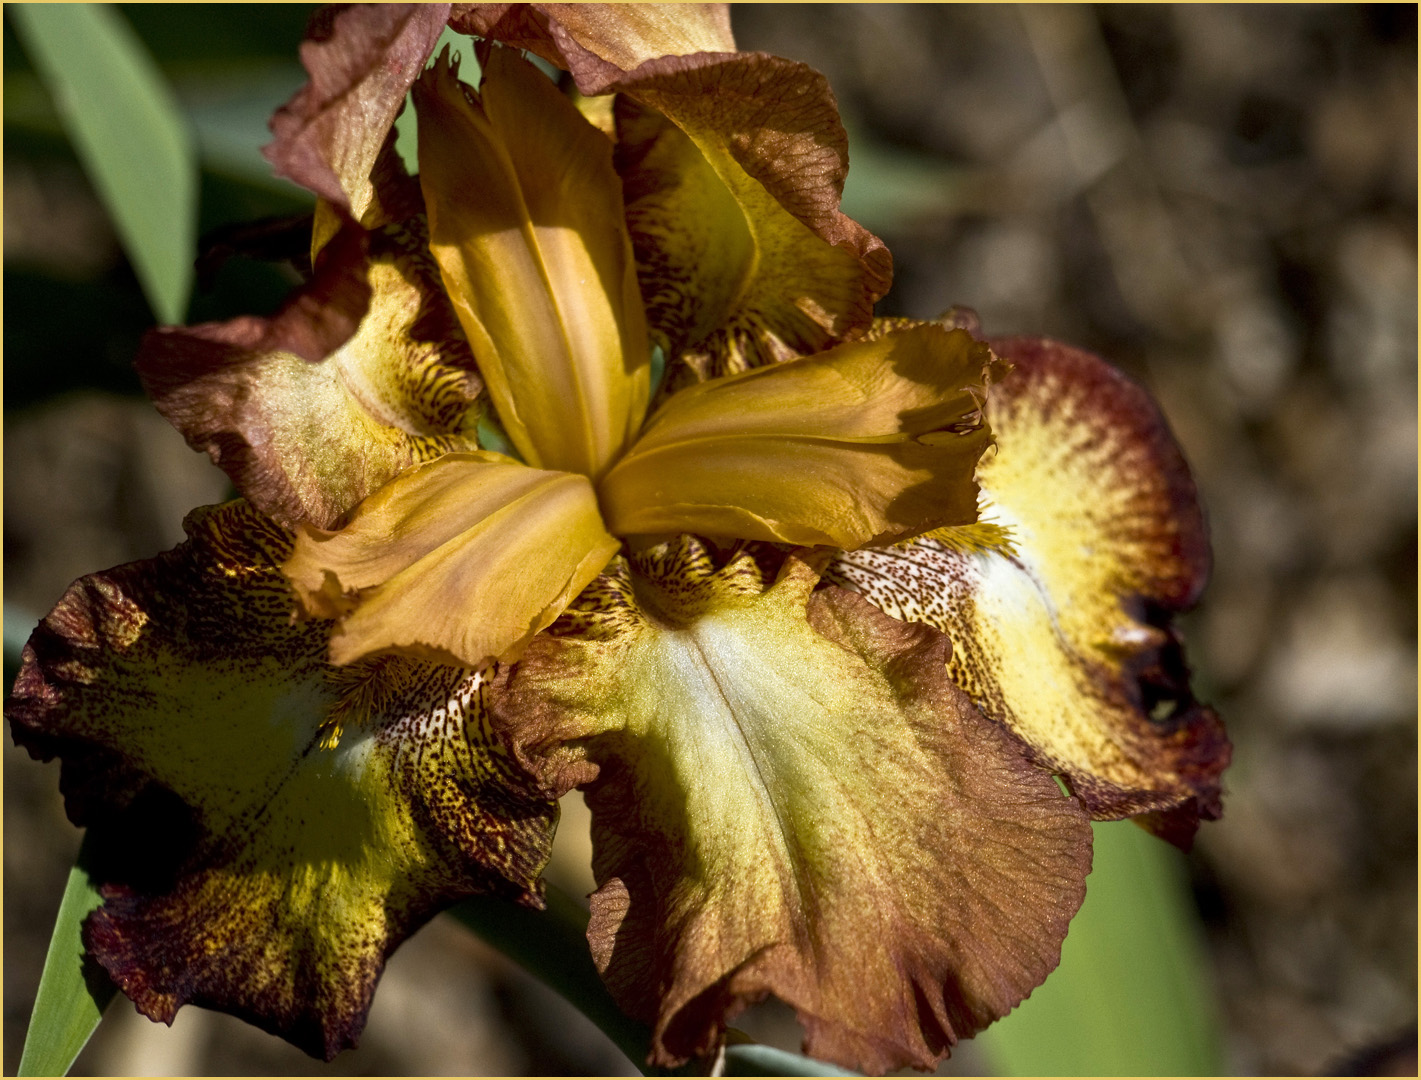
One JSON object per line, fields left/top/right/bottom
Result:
{"left": 5, "top": 501, "right": 558, "bottom": 1060}
{"left": 827, "top": 336, "right": 1229, "bottom": 846}
{"left": 494, "top": 538, "right": 1091, "bottom": 1072}
{"left": 264, "top": 3, "right": 449, "bottom": 221}
{"left": 448, "top": 3, "right": 737, "bottom": 90}
{"left": 138, "top": 211, "right": 484, "bottom": 532}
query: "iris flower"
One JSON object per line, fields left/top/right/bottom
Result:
{"left": 7, "top": 4, "right": 1229, "bottom": 1074}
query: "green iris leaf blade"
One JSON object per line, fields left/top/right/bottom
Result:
{"left": 17, "top": 836, "right": 118, "bottom": 1078}
{"left": 976, "top": 818, "right": 1223, "bottom": 1076}
{"left": 8, "top": 3, "right": 198, "bottom": 325}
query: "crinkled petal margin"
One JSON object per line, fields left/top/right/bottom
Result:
{"left": 5, "top": 501, "right": 558, "bottom": 1059}
{"left": 138, "top": 214, "right": 485, "bottom": 531}
{"left": 265, "top": 3, "right": 450, "bottom": 221}
{"left": 494, "top": 538, "right": 1091, "bottom": 1073}
{"left": 828, "top": 336, "right": 1229, "bottom": 846}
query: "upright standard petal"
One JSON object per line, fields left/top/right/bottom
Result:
{"left": 617, "top": 94, "right": 871, "bottom": 382}
{"left": 495, "top": 539, "right": 1091, "bottom": 1072}
{"left": 5, "top": 501, "right": 559, "bottom": 1060}
{"left": 449, "top": 3, "right": 736, "bottom": 86}
{"left": 828, "top": 337, "right": 1229, "bottom": 845}
{"left": 416, "top": 48, "right": 649, "bottom": 478}
{"left": 598, "top": 324, "right": 1002, "bottom": 548}
{"left": 265, "top": 4, "right": 449, "bottom": 223}
{"left": 138, "top": 217, "right": 484, "bottom": 531}
{"left": 285, "top": 453, "right": 621, "bottom": 670}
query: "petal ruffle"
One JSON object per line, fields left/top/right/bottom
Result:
{"left": 453, "top": 5, "right": 891, "bottom": 378}
{"left": 137, "top": 216, "right": 485, "bottom": 531}
{"left": 827, "top": 336, "right": 1229, "bottom": 845}
{"left": 597, "top": 324, "right": 1001, "bottom": 548}
{"left": 265, "top": 4, "right": 449, "bottom": 222}
{"left": 415, "top": 48, "right": 649, "bottom": 478}
{"left": 5, "top": 501, "right": 558, "bottom": 1060}
{"left": 448, "top": 4, "right": 737, "bottom": 91}
{"left": 494, "top": 538, "right": 1091, "bottom": 1072}
{"left": 285, "top": 453, "right": 621, "bottom": 670}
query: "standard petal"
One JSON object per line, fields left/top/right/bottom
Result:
{"left": 415, "top": 48, "right": 649, "bottom": 478}
{"left": 284, "top": 453, "right": 621, "bottom": 670}
{"left": 448, "top": 3, "right": 737, "bottom": 90}
{"left": 4, "top": 501, "right": 558, "bottom": 1060}
{"left": 597, "top": 324, "right": 1002, "bottom": 548}
{"left": 494, "top": 539, "right": 1091, "bottom": 1073}
{"left": 138, "top": 217, "right": 484, "bottom": 531}
{"left": 827, "top": 336, "right": 1229, "bottom": 845}
{"left": 265, "top": 3, "right": 449, "bottom": 221}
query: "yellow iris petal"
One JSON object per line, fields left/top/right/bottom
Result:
{"left": 597, "top": 324, "right": 1000, "bottom": 548}
{"left": 284, "top": 453, "right": 621, "bottom": 670}
{"left": 414, "top": 48, "right": 649, "bottom": 479}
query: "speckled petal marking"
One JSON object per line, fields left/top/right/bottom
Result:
{"left": 5, "top": 501, "right": 558, "bottom": 1059}
{"left": 827, "top": 336, "right": 1229, "bottom": 843}
{"left": 139, "top": 210, "right": 485, "bottom": 532}
{"left": 495, "top": 537, "right": 1091, "bottom": 1073}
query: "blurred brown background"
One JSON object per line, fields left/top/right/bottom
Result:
{"left": 5, "top": 4, "right": 1416, "bottom": 1075}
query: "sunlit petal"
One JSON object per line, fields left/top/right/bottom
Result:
{"left": 6, "top": 502, "right": 557, "bottom": 1060}
{"left": 415, "top": 48, "right": 649, "bottom": 477}
{"left": 495, "top": 538, "right": 1090, "bottom": 1072}
{"left": 598, "top": 324, "right": 1001, "bottom": 547}
{"left": 285, "top": 453, "right": 621, "bottom": 670}
{"left": 828, "top": 336, "right": 1228, "bottom": 845}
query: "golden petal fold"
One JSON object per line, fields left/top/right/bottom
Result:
{"left": 415, "top": 48, "right": 649, "bottom": 478}
{"left": 285, "top": 453, "right": 620, "bottom": 671}
{"left": 597, "top": 324, "right": 1001, "bottom": 548}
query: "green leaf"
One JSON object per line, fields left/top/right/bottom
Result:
{"left": 9, "top": 3, "right": 198, "bottom": 324}
{"left": 975, "top": 819, "right": 1223, "bottom": 1076}
{"left": 18, "top": 835, "right": 118, "bottom": 1078}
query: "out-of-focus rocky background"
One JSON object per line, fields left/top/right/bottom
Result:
{"left": 5, "top": 4, "right": 1415, "bottom": 1076}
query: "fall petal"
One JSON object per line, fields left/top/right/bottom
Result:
{"left": 597, "top": 324, "right": 1001, "bottom": 547}
{"left": 415, "top": 49, "right": 649, "bottom": 478}
{"left": 4, "top": 501, "right": 557, "bottom": 1060}
{"left": 285, "top": 453, "right": 620, "bottom": 670}
{"left": 495, "top": 539, "right": 1091, "bottom": 1072}
{"left": 827, "top": 336, "right": 1229, "bottom": 844}
{"left": 138, "top": 217, "right": 484, "bottom": 531}
{"left": 265, "top": 3, "right": 449, "bottom": 222}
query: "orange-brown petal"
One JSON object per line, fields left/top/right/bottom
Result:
{"left": 597, "top": 324, "right": 1001, "bottom": 548}
{"left": 827, "top": 336, "right": 1229, "bottom": 845}
{"left": 265, "top": 4, "right": 449, "bottom": 222}
{"left": 5, "top": 501, "right": 557, "bottom": 1060}
{"left": 414, "top": 48, "right": 649, "bottom": 477}
{"left": 284, "top": 453, "right": 620, "bottom": 670}
{"left": 138, "top": 215, "right": 484, "bottom": 531}
{"left": 493, "top": 538, "right": 1091, "bottom": 1072}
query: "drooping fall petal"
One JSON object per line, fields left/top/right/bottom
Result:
{"left": 448, "top": 3, "right": 736, "bottom": 88}
{"left": 138, "top": 216, "right": 484, "bottom": 531}
{"left": 5, "top": 501, "right": 559, "bottom": 1060}
{"left": 284, "top": 453, "right": 620, "bottom": 670}
{"left": 597, "top": 324, "right": 1002, "bottom": 547}
{"left": 827, "top": 336, "right": 1229, "bottom": 845}
{"left": 415, "top": 48, "right": 649, "bottom": 478}
{"left": 494, "top": 539, "right": 1091, "bottom": 1072}
{"left": 265, "top": 4, "right": 449, "bottom": 225}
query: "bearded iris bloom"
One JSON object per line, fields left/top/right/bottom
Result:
{"left": 6, "top": 4, "right": 1229, "bottom": 1074}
